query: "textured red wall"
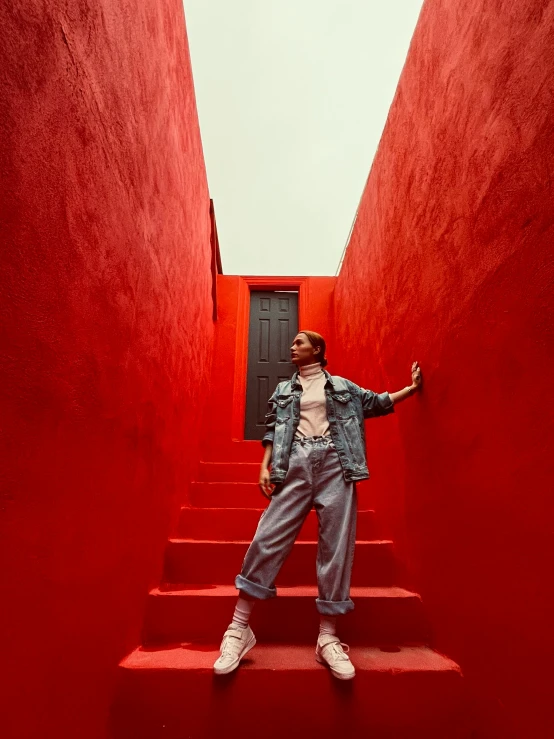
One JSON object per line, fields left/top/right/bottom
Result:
{"left": 0, "top": 3, "right": 213, "bottom": 738}
{"left": 334, "top": 1, "right": 554, "bottom": 736}
{"left": 300, "top": 277, "right": 337, "bottom": 362}
{"left": 201, "top": 276, "right": 243, "bottom": 458}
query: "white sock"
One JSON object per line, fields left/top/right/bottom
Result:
{"left": 319, "top": 616, "right": 337, "bottom": 637}
{"left": 230, "top": 596, "right": 255, "bottom": 630}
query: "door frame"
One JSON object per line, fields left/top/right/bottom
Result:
{"left": 231, "top": 276, "right": 311, "bottom": 441}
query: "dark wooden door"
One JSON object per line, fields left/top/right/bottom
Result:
{"left": 244, "top": 291, "right": 299, "bottom": 440}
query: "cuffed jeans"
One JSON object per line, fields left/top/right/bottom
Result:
{"left": 235, "top": 435, "right": 357, "bottom": 616}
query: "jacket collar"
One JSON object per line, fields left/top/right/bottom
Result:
{"left": 291, "top": 367, "right": 336, "bottom": 390}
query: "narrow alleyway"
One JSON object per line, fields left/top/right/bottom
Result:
{"left": 2, "top": 2, "right": 553, "bottom": 738}
{"left": 110, "top": 273, "right": 470, "bottom": 737}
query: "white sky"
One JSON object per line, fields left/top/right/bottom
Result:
{"left": 183, "top": 1, "right": 424, "bottom": 276}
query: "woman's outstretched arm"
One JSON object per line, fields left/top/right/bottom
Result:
{"left": 389, "top": 361, "right": 422, "bottom": 405}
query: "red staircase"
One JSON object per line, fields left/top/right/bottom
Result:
{"left": 111, "top": 443, "right": 471, "bottom": 738}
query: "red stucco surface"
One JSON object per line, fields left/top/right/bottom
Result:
{"left": 0, "top": 2, "right": 213, "bottom": 738}
{"left": 334, "top": 1, "right": 554, "bottom": 736}
{"left": 3, "top": 0, "right": 554, "bottom": 736}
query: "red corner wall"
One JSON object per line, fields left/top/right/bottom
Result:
{"left": 0, "top": 3, "right": 213, "bottom": 738}
{"left": 333, "top": 0, "right": 554, "bottom": 736}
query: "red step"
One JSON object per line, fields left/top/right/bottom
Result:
{"left": 190, "top": 481, "right": 261, "bottom": 508}
{"left": 162, "top": 539, "right": 396, "bottom": 586}
{"left": 199, "top": 441, "right": 263, "bottom": 463}
{"left": 177, "top": 506, "right": 379, "bottom": 541}
{"left": 142, "top": 584, "right": 430, "bottom": 645}
{"left": 190, "top": 480, "right": 378, "bottom": 509}
{"left": 198, "top": 462, "right": 259, "bottom": 483}
{"left": 112, "top": 644, "right": 469, "bottom": 739}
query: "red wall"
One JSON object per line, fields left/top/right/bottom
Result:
{"left": 334, "top": 1, "right": 554, "bottom": 736}
{"left": 0, "top": 3, "right": 213, "bottom": 738}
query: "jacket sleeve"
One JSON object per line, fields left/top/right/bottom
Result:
{"left": 356, "top": 384, "right": 395, "bottom": 419}
{"left": 261, "top": 384, "right": 280, "bottom": 447}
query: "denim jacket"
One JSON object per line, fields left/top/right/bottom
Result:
{"left": 262, "top": 369, "right": 394, "bottom": 484}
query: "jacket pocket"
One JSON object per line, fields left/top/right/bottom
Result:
{"left": 276, "top": 395, "right": 293, "bottom": 408}
{"left": 331, "top": 392, "right": 356, "bottom": 419}
{"left": 332, "top": 392, "right": 351, "bottom": 403}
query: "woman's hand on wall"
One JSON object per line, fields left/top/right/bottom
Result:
{"left": 411, "top": 361, "right": 422, "bottom": 389}
{"left": 389, "top": 362, "right": 422, "bottom": 404}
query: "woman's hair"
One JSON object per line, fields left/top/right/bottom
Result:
{"left": 299, "top": 330, "right": 328, "bottom": 367}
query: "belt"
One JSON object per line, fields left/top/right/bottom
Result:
{"left": 293, "top": 434, "right": 333, "bottom": 443}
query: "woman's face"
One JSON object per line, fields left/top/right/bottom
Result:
{"left": 290, "top": 333, "right": 320, "bottom": 367}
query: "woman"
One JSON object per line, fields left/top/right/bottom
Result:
{"left": 214, "top": 330, "right": 422, "bottom": 679}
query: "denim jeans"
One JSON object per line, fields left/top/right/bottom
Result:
{"left": 235, "top": 436, "right": 357, "bottom": 616}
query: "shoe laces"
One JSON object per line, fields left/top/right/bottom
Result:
{"left": 330, "top": 641, "right": 350, "bottom": 660}
{"left": 220, "top": 631, "right": 243, "bottom": 657}
{"left": 321, "top": 638, "right": 350, "bottom": 661}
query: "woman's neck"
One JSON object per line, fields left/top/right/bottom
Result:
{"left": 299, "top": 362, "right": 323, "bottom": 378}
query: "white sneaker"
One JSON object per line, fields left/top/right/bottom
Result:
{"left": 213, "top": 625, "right": 256, "bottom": 675}
{"left": 315, "top": 634, "right": 356, "bottom": 680}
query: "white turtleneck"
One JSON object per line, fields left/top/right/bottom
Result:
{"left": 295, "top": 362, "right": 330, "bottom": 439}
